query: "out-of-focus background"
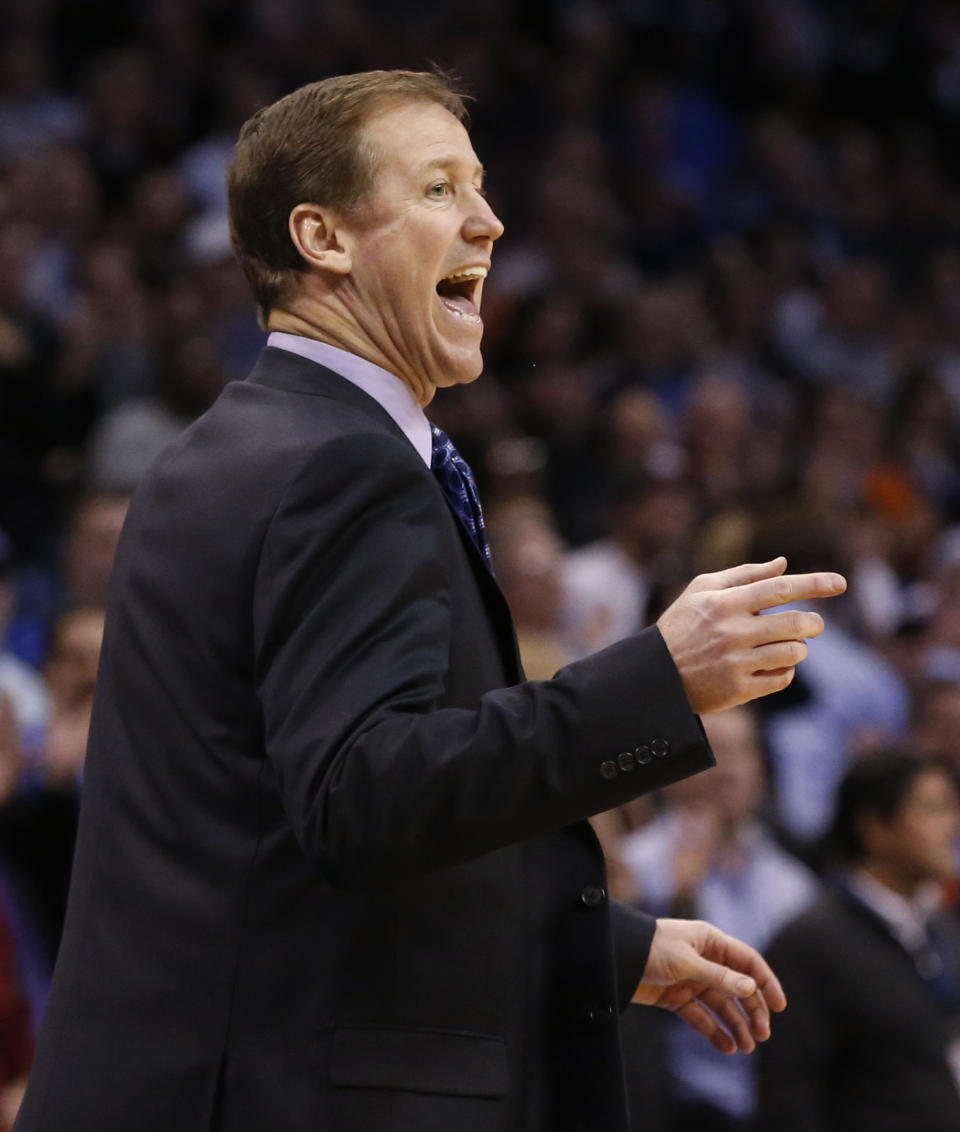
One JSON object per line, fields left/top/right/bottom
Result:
{"left": 2, "top": 1, "right": 960, "bottom": 1129}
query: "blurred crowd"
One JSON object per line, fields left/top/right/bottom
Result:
{"left": 3, "top": 0, "right": 960, "bottom": 1128}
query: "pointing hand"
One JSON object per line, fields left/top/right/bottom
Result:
{"left": 657, "top": 557, "right": 846, "bottom": 715}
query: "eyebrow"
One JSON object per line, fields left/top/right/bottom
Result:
{"left": 419, "top": 156, "right": 486, "bottom": 185}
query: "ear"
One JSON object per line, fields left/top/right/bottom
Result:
{"left": 288, "top": 203, "right": 353, "bottom": 276}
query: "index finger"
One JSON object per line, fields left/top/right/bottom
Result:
{"left": 738, "top": 571, "right": 846, "bottom": 614}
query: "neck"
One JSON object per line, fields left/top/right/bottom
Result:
{"left": 860, "top": 859, "right": 921, "bottom": 900}
{"left": 268, "top": 296, "right": 436, "bottom": 407}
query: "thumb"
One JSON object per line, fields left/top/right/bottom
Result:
{"left": 684, "top": 955, "right": 757, "bottom": 998}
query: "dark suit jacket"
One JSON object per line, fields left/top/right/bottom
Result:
{"left": 756, "top": 884, "right": 960, "bottom": 1132}
{"left": 16, "top": 348, "right": 714, "bottom": 1132}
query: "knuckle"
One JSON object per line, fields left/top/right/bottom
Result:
{"left": 698, "top": 590, "right": 722, "bottom": 617}
{"left": 716, "top": 617, "right": 736, "bottom": 646}
{"left": 688, "top": 572, "right": 711, "bottom": 594}
{"left": 775, "top": 579, "right": 793, "bottom": 603}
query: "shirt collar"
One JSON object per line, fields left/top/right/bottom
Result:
{"left": 266, "top": 332, "right": 432, "bottom": 468}
{"left": 848, "top": 869, "right": 941, "bottom": 953}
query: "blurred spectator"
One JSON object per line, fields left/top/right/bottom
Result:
{"left": 564, "top": 471, "right": 696, "bottom": 655}
{"left": 606, "top": 280, "right": 712, "bottom": 418}
{"left": 485, "top": 498, "right": 571, "bottom": 681}
{"left": 58, "top": 238, "right": 153, "bottom": 411}
{"left": 0, "top": 220, "right": 66, "bottom": 557}
{"left": 913, "top": 679, "right": 960, "bottom": 772}
{"left": 86, "top": 284, "right": 236, "bottom": 491}
{"left": 36, "top": 604, "right": 104, "bottom": 788}
{"left": 178, "top": 56, "right": 278, "bottom": 218}
{"left": 773, "top": 259, "right": 898, "bottom": 402}
{"left": 15, "top": 145, "right": 101, "bottom": 326}
{"left": 0, "top": 605, "right": 103, "bottom": 988}
{"left": 83, "top": 48, "right": 174, "bottom": 207}
{"left": 682, "top": 374, "right": 754, "bottom": 513}
{"left": 0, "top": 33, "right": 83, "bottom": 159}
{"left": 620, "top": 708, "right": 819, "bottom": 1131}
{"left": 751, "top": 509, "right": 911, "bottom": 848}
{"left": 757, "top": 749, "right": 960, "bottom": 1132}
{"left": 62, "top": 490, "right": 130, "bottom": 606}
{"left": 0, "top": 539, "right": 47, "bottom": 762}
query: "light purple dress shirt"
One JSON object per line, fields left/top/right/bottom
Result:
{"left": 266, "top": 331, "right": 432, "bottom": 468}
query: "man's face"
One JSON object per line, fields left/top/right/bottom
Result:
{"left": 870, "top": 768, "right": 960, "bottom": 886}
{"left": 340, "top": 100, "right": 503, "bottom": 399}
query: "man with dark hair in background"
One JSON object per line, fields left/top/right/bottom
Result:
{"left": 757, "top": 749, "right": 960, "bottom": 1132}
{"left": 15, "top": 71, "right": 844, "bottom": 1132}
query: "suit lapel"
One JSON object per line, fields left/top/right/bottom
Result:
{"left": 445, "top": 506, "right": 524, "bottom": 682}
{"left": 245, "top": 347, "right": 525, "bottom": 683}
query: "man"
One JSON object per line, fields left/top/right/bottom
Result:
{"left": 15, "top": 71, "right": 844, "bottom": 1132}
{"left": 621, "top": 707, "right": 820, "bottom": 1129}
{"left": 756, "top": 750, "right": 960, "bottom": 1132}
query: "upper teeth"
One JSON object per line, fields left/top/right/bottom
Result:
{"left": 443, "top": 266, "right": 488, "bottom": 282}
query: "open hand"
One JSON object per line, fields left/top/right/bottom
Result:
{"left": 657, "top": 556, "right": 846, "bottom": 714}
{"left": 631, "top": 918, "right": 786, "bottom": 1054}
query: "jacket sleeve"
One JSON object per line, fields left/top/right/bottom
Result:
{"left": 253, "top": 430, "right": 714, "bottom": 886}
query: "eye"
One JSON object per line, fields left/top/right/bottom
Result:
{"left": 427, "top": 181, "right": 450, "bottom": 198}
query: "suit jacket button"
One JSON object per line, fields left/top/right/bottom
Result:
{"left": 588, "top": 1004, "right": 615, "bottom": 1024}
{"left": 580, "top": 885, "right": 607, "bottom": 908}
{"left": 634, "top": 745, "right": 652, "bottom": 765}
{"left": 651, "top": 738, "right": 670, "bottom": 758}
{"left": 600, "top": 760, "right": 619, "bottom": 780}
{"left": 617, "top": 751, "right": 635, "bottom": 772}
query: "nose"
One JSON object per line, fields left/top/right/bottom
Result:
{"left": 464, "top": 190, "right": 504, "bottom": 243}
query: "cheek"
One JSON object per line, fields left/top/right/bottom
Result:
{"left": 912, "top": 823, "right": 953, "bottom": 865}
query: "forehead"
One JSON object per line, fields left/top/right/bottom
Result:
{"left": 362, "top": 100, "right": 482, "bottom": 184}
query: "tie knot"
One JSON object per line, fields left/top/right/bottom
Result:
{"left": 430, "top": 424, "right": 457, "bottom": 472}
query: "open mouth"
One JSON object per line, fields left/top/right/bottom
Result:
{"left": 436, "top": 265, "right": 487, "bottom": 323}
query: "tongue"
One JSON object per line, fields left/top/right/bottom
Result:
{"left": 439, "top": 292, "right": 478, "bottom": 316}
{"left": 437, "top": 281, "right": 479, "bottom": 317}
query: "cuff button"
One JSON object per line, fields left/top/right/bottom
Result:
{"left": 634, "top": 745, "right": 652, "bottom": 765}
{"left": 651, "top": 738, "right": 670, "bottom": 758}
{"left": 617, "top": 751, "right": 635, "bottom": 772}
{"left": 599, "top": 760, "right": 619, "bottom": 780}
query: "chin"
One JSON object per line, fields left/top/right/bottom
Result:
{"left": 436, "top": 349, "right": 485, "bottom": 388}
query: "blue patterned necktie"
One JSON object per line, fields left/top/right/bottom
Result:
{"left": 430, "top": 424, "right": 494, "bottom": 572}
